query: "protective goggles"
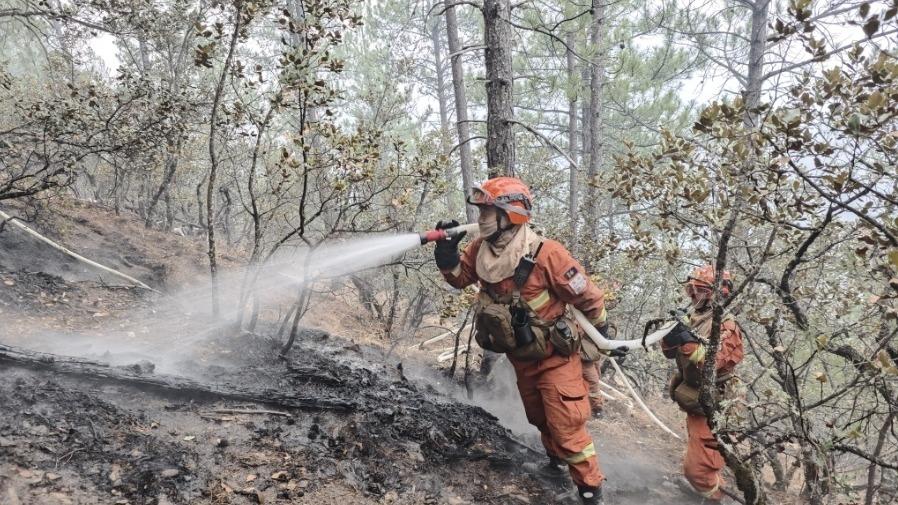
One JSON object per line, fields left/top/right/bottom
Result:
{"left": 466, "top": 186, "right": 532, "bottom": 217}
{"left": 686, "top": 276, "right": 733, "bottom": 293}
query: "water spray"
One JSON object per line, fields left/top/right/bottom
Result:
{"left": 418, "top": 223, "right": 479, "bottom": 245}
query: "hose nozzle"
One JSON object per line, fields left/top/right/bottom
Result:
{"left": 419, "top": 223, "right": 478, "bottom": 245}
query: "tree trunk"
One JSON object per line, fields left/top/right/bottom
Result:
{"left": 219, "top": 187, "right": 233, "bottom": 245}
{"left": 196, "top": 176, "right": 206, "bottom": 230}
{"left": 445, "top": 5, "right": 476, "bottom": 223}
{"left": 580, "top": 65, "right": 590, "bottom": 167}
{"left": 743, "top": 0, "right": 770, "bottom": 127}
{"left": 164, "top": 186, "right": 174, "bottom": 231}
{"left": 585, "top": 1, "right": 606, "bottom": 238}
{"left": 430, "top": 3, "right": 459, "bottom": 218}
{"left": 145, "top": 153, "right": 178, "bottom": 228}
{"left": 482, "top": 0, "right": 515, "bottom": 178}
{"left": 207, "top": 4, "right": 243, "bottom": 317}
{"left": 566, "top": 30, "right": 579, "bottom": 254}
{"left": 864, "top": 413, "right": 896, "bottom": 505}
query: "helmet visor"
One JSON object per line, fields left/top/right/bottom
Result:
{"left": 466, "top": 186, "right": 493, "bottom": 206}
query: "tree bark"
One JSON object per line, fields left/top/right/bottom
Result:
{"left": 195, "top": 176, "right": 206, "bottom": 230}
{"left": 743, "top": 0, "right": 770, "bottom": 127}
{"left": 445, "top": 4, "right": 476, "bottom": 223}
{"left": 207, "top": 4, "right": 243, "bottom": 317}
{"left": 585, "top": 1, "right": 606, "bottom": 237}
{"left": 430, "top": 6, "right": 458, "bottom": 218}
{"left": 566, "top": 30, "right": 579, "bottom": 254}
{"left": 864, "top": 413, "right": 896, "bottom": 505}
{"left": 482, "top": 0, "right": 515, "bottom": 177}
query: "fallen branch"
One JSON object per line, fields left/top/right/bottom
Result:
{"left": 0, "top": 209, "right": 159, "bottom": 293}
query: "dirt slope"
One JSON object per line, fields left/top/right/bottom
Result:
{"left": 0, "top": 199, "right": 233, "bottom": 289}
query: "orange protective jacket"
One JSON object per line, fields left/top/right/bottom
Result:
{"left": 441, "top": 234, "right": 606, "bottom": 488}
{"left": 673, "top": 317, "right": 744, "bottom": 501}
{"left": 442, "top": 236, "right": 607, "bottom": 327}
{"left": 679, "top": 319, "right": 744, "bottom": 380}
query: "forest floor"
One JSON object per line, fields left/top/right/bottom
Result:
{"left": 0, "top": 199, "right": 716, "bottom": 505}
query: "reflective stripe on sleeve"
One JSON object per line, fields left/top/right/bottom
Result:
{"left": 589, "top": 307, "right": 607, "bottom": 325}
{"left": 688, "top": 344, "right": 707, "bottom": 364}
{"left": 564, "top": 442, "right": 596, "bottom": 464}
{"left": 526, "top": 290, "right": 551, "bottom": 311}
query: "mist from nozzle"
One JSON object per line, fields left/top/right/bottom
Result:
{"left": 2, "top": 231, "right": 432, "bottom": 374}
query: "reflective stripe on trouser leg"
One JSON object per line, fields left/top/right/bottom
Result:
{"left": 564, "top": 442, "right": 596, "bottom": 464}
{"left": 696, "top": 475, "right": 721, "bottom": 499}
{"left": 684, "top": 414, "right": 725, "bottom": 500}
{"left": 509, "top": 355, "right": 604, "bottom": 487}
{"left": 540, "top": 359, "right": 603, "bottom": 487}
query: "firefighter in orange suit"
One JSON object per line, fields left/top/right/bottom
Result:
{"left": 581, "top": 357, "right": 606, "bottom": 416}
{"left": 662, "top": 265, "right": 744, "bottom": 501}
{"left": 433, "top": 177, "right": 610, "bottom": 505}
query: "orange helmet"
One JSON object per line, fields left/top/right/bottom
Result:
{"left": 687, "top": 264, "right": 733, "bottom": 298}
{"left": 466, "top": 177, "right": 532, "bottom": 225}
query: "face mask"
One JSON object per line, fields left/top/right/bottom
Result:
{"left": 478, "top": 208, "right": 500, "bottom": 242}
{"left": 478, "top": 208, "right": 512, "bottom": 243}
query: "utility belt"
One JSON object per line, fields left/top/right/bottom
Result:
{"left": 671, "top": 360, "right": 738, "bottom": 416}
{"left": 473, "top": 290, "right": 582, "bottom": 361}
{"left": 472, "top": 240, "right": 585, "bottom": 361}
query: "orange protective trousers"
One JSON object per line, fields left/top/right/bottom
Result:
{"left": 512, "top": 353, "right": 603, "bottom": 488}
{"left": 580, "top": 358, "right": 604, "bottom": 412}
{"left": 684, "top": 413, "right": 725, "bottom": 501}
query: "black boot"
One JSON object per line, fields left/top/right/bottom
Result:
{"left": 578, "top": 485, "right": 603, "bottom": 505}
{"left": 546, "top": 455, "right": 565, "bottom": 471}
{"left": 523, "top": 455, "right": 568, "bottom": 488}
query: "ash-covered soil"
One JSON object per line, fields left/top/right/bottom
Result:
{"left": 0, "top": 331, "right": 559, "bottom": 505}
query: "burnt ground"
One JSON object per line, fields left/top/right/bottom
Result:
{"left": 0, "top": 329, "right": 704, "bottom": 505}
{"left": 0, "top": 332, "right": 560, "bottom": 505}
{"left": 0, "top": 200, "right": 712, "bottom": 505}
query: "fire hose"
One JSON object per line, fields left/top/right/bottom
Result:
{"left": 573, "top": 308, "right": 682, "bottom": 439}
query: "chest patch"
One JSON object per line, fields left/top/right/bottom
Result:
{"left": 564, "top": 267, "right": 578, "bottom": 280}
{"left": 568, "top": 272, "right": 588, "bottom": 294}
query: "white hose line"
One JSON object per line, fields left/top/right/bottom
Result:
{"left": 599, "top": 380, "right": 629, "bottom": 400}
{"left": 597, "top": 390, "right": 616, "bottom": 401}
{"left": 0, "top": 209, "right": 158, "bottom": 293}
{"left": 451, "top": 223, "right": 480, "bottom": 235}
{"left": 437, "top": 344, "right": 469, "bottom": 363}
{"left": 407, "top": 323, "right": 472, "bottom": 350}
{"left": 609, "top": 356, "right": 681, "bottom": 440}
{"left": 573, "top": 308, "right": 681, "bottom": 439}
{"left": 597, "top": 389, "right": 633, "bottom": 409}
{"left": 572, "top": 308, "right": 676, "bottom": 351}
